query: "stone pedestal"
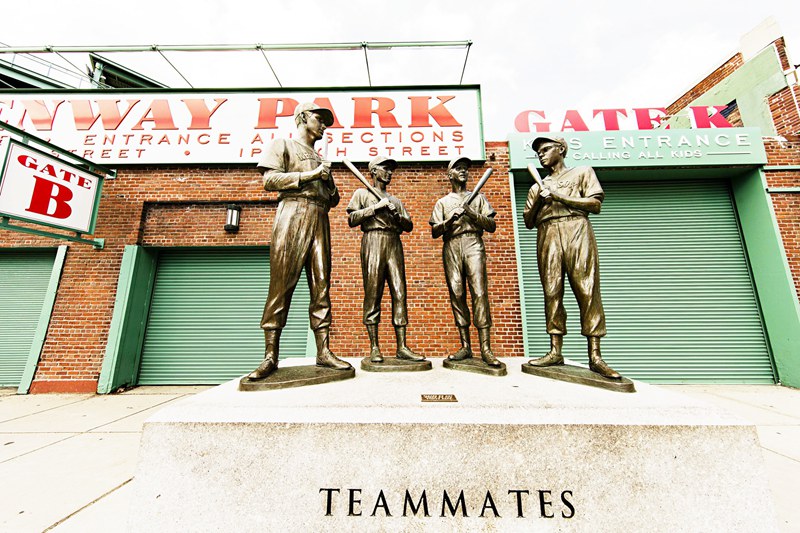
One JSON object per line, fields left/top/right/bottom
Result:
{"left": 129, "top": 357, "right": 777, "bottom": 532}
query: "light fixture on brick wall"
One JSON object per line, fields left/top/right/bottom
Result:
{"left": 224, "top": 204, "right": 241, "bottom": 233}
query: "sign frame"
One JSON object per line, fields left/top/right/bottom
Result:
{"left": 0, "top": 85, "right": 486, "bottom": 165}
{"left": 0, "top": 138, "right": 105, "bottom": 236}
{"left": 508, "top": 128, "right": 768, "bottom": 170}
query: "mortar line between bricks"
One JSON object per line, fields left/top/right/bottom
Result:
{"left": 0, "top": 396, "right": 94, "bottom": 424}
{"left": 42, "top": 477, "right": 133, "bottom": 532}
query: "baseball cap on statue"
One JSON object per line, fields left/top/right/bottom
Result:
{"left": 532, "top": 135, "right": 568, "bottom": 156}
{"left": 293, "top": 102, "right": 334, "bottom": 126}
{"left": 447, "top": 156, "right": 472, "bottom": 171}
{"left": 368, "top": 155, "right": 398, "bottom": 172}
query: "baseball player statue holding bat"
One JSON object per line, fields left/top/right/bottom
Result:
{"left": 523, "top": 136, "right": 620, "bottom": 380}
{"left": 430, "top": 156, "right": 502, "bottom": 369}
{"left": 248, "top": 102, "right": 352, "bottom": 380}
{"left": 344, "top": 155, "right": 426, "bottom": 365}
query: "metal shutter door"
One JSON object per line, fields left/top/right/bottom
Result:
{"left": 0, "top": 250, "right": 55, "bottom": 386}
{"left": 137, "top": 248, "right": 311, "bottom": 384}
{"left": 514, "top": 178, "right": 774, "bottom": 383}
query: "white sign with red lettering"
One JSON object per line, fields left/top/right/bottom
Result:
{"left": 0, "top": 141, "right": 103, "bottom": 234}
{"left": 513, "top": 106, "right": 734, "bottom": 132}
{"left": 0, "top": 88, "right": 484, "bottom": 164}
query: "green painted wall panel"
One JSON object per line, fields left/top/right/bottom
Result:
{"left": 137, "top": 248, "right": 311, "bottom": 384}
{"left": 514, "top": 178, "right": 774, "bottom": 383}
{"left": 98, "top": 245, "right": 157, "bottom": 393}
{"left": 0, "top": 250, "right": 56, "bottom": 386}
{"left": 17, "top": 245, "right": 67, "bottom": 394}
{"left": 731, "top": 170, "right": 800, "bottom": 387}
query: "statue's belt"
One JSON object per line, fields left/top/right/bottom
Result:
{"left": 363, "top": 228, "right": 401, "bottom": 235}
{"left": 537, "top": 214, "right": 588, "bottom": 228}
{"left": 281, "top": 196, "right": 330, "bottom": 209}
{"left": 444, "top": 230, "right": 481, "bottom": 242}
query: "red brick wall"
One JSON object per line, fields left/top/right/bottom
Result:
{"left": 769, "top": 85, "right": 800, "bottom": 137}
{"left": 765, "top": 138, "right": 800, "bottom": 167}
{"left": 770, "top": 192, "right": 800, "bottom": 303}
{"left": 1, "top": 143, "right": 524, "bottom": 392}
{"left": 765, "top": 139, "right": 800, "bottom": 303}
{"left": 775, "top": 37, "right": 792, "bottom": 71}
{"left": 666, "top": 53, "right": 744, "bottom": 115}
{"left": 325, "top": 142, "right": 523, "bottom": 362}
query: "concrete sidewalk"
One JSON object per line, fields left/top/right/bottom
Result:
{"left": 0, "top": 383, "right": 797, "bottom": 532}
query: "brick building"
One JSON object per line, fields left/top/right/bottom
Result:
{"left": 1, "top": 33, "right": 799, "bottom": 393}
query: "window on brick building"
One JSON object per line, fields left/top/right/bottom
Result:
{"left": 720, "top": 100, "right": 744, "bottom": 126}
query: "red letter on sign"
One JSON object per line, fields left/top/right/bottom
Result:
{"left": 17, "top": 155, "right": 38, "bottom": 169}
{"left": 182, "top": 98, "right": 228, "bottom": 129}
{"left": 352, "top": 98, "right": 401, "bottom": 128}
{"left": 593, "top": 109, "right": 627, "bottom": 130}
{"left": 689, "top": 106, "right": 733, "bottom": 128}
{"left": 21, "top": 100, "right": 65, "bottom": 131}
{"left": 71, "top": 99, "right": 140, "bottom": 131}
{"left": 131, "top": 100, "right": 178, "bottom": 130}
{"left": 409, "top": 96, "right": 462, "bottom": 127}
{"left": 513, "top": 110, "right": 550, "bottom": 133}
{"left": 26, "top": 176, "right": 73, "bottom": 219}
{"left": 560, "top": 110, "right": 589, "bottom": 132}
{"left": 633, "top": 108, "right": 667, "bottom": 130}
{"left": 256, "top": 98, "right": 298, "bottom": 129}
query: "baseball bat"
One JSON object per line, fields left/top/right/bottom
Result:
{"left": 463, "top": 167, "right": 493, "bottom": 206}
{"left": 342, "top": 158, "right": 383, "bottom": 201}
{"left": 527, "top": 164, "right": 546, "bottom": 189}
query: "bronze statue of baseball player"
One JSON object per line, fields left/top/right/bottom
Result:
{"left": 430, "top": 156, "right": 501, "bottom": 368}
{"left": 347, "top": 155, "right": 425, "bottom": 363}
{"left": 248, "top": 103, "right": 352, "bottom": 379}
{"left": 524, "top": 136, "right": 620, "bottom": 380}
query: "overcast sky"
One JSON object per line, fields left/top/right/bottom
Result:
{"left": 2, "top": 0, "right": 799, "bottom": 139}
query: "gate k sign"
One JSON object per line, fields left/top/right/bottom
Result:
{"left": 0, "top": 140, "right": 104, "bottom": 240}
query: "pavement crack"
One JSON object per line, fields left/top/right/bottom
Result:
{"left": 0, "top": 434, "right": 77, "bottom": 465}
{"left": 42, "top": 477, "right": 133, "bottom": 532}
{"left": 86, "top": 395, "right": 186, "bottom": 433}
{"left": 0, "top": 396, "right": 94, "bottom": 424}
{"left": 761, "top": 446, "right": 800, "bottom": 464}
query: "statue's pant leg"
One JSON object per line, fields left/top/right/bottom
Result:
{"left": 443, "top": 237, "right": 471, "bottom": 327}
{"left": 563, "top": 217, "right": 606, "bottom": 337}
{"left": 260, "top": 200, "right": 312, "bottom": 331}
{"left": 361, "top": 232, "right": 387, "bottom": 326}
{"left": 462, "top": 234, "right": 492, "bottom": 329}
{"left": 537, "top": 220, "right": 567, "bottom": 335}
{"left": 384, "top": 233, "right": 408, "bottom": 327}
{"left": 305, "top": 207, "right": 333, "bottom": 331}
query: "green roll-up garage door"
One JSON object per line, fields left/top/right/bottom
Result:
{"left": 137, "top": 248, "right": 311, "bottom": 384}
{"left": 0, "top": 250, "right": 56, "bottom": 386}
{"left": 514, "top": 178, "right": 775, "bottom": 383}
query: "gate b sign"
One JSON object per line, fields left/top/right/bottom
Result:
{"left": 0, "top": 140, "right": 103, "bottom": 234}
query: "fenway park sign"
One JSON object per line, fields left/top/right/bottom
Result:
{"left": 0, "top": 87, "right": 484, "bottom": 164}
